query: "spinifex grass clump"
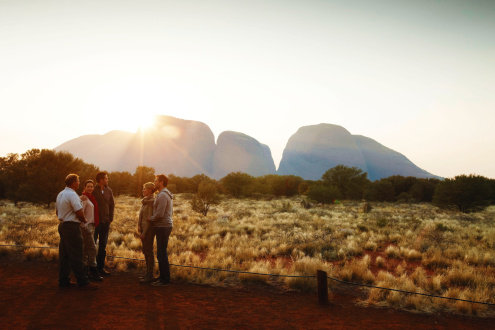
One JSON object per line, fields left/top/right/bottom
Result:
{"left": 1, "top": 197, "right": 494, "bottom": 316}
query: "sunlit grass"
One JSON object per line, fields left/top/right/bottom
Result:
{"left": 1, "top": 196, "right": 494, "bottom": 316}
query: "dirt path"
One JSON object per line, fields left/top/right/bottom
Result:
{"left": 0, "top": 256, "right": 492, "bottom": 329}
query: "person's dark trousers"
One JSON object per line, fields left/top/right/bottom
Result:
{"left": 155, "top": 227, "right": 172, "bottom": 283}
{"left": 94, "top": 222, "right": 110, "bottom": 271}
{"left": 58, "top": 222, "right": 89, "bottom": 287}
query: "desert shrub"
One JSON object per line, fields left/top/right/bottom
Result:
{"left": 357, "top": 224, "right": 368, "bottom": 232}
{"left": 375, "top": 256, "right": 386, "bottom": 268}
{"left": 300, "top": 199, "right": 313, "bottom": 209}
{"left": 307, "top": 184, "right": 342, "bottom": 204}
{"left": 220, "top": 172, "right": 255, "bottom": 198}
{"left": 365, "top": 180, "right": 395, "bottom": 202}
{"left": 190, "top": 182, "right": 220, "bottom": 216}
{"left": 254, "top": 174, "right": 305, "bottom": 197}
{"left": 339, "top": 257, "right": 375, "bottom": 284}
{"left": 0, "top": 149, "right": 98, "bottom": 207}
{"left": 423, "top": 252, "right": 452, "bottom": 269}
{"left": 279, "top": 202, "right": 294, "bottom": 213}
{"left": 2, "top": 194, "right": 495, "bottom": 317}
{"left": 322, "top": 165, "right": 369, "bottom": 200}
{"left": 396, "top": 192, "right": 413, "bottom": 203}
{"left": 385, "top": 245, "right": 400, "bottom": 259}
{"left": 435, "top": 223, "right": 451, "bottom": 232}
{"left": 433, "top": 175, "right": 493, "bottom": 213}
{"left": 376, "top": 218, "right": 388, "bottom": 228}
{"left": 234, "top": 210, "right": 252, "bottom": 219}
{"left": 361, "top": 202, "right": 372, "bottom": 213}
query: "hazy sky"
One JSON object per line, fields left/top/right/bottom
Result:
{"left": 1, "top": 0, "right": 494, "bottom": 178}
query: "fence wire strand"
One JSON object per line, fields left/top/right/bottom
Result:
{"left": 1, "top": 244, "right": 494, "bottom": 307}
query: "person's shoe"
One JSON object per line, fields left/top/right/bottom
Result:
{"left": 139, "top": 274, "right": 156, "bottom": 283}
{"left": 59, "top": 281, "right": 75, "bottom": 288}
{"left": 79, "top": 282, "right": 99, "bottom": 290}
{"left": 151, "top": 280, "right": 170, "bottom": 287}
{"left": 89, "top": 268, "right": 104, "bottom": 282}
{"left": 99, "top": 269, "right": 111, "bottom": 276}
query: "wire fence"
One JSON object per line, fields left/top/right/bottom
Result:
{"left": 1, "top": 243, "right": 494, "bottom": 307}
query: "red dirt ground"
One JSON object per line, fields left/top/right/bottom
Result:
{"left": 0, "top": 255, "right": 493, "bottom": 329}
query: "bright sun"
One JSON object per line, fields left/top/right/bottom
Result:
{"left": 113, "top": 113, "right": 156, "bottom": 133}
{"left": 136, "top": 114, "right": 156, "bottom": 130}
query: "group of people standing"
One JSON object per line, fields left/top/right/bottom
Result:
{"left": 55, "top": 172, "right": 173, "bottom": 290}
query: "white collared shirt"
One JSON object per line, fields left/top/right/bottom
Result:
{"left": 56, "top": 187, "right": 83, "bottom": 223}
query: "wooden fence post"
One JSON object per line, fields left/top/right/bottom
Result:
{"left": 317, "top": 270, "right": 328, "bottom": 305}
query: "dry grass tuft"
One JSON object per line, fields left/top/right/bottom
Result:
{"left": 385, "top": 245, "right": 400, "bottom": 259}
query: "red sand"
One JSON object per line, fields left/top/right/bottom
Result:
{"left": 0, "top": 256, "right": 492, "bottom": 329}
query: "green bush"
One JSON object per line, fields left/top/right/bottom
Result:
{"left": 433, "top": 175, "right": 493, "bottom": 213}
{"left": 322, "top": 165, "right": 369, "bottom": 200}
{"left": 376, "top": 218, "right": 388, "bottom": 228}
{"left": 300, "top": 199, "right": 313, "bottom": 209}
{"left": 307, "top": 184, "right": 342, "bottom": 204}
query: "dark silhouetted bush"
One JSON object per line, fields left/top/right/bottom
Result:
{"left": 433, "top": 175, "right": 493, "bottom": 213}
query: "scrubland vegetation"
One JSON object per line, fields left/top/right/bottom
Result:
{"left": 2, "top": 149, "right": 495, "bottom": 213}
{"left": 1, "top": 195, "right": 494, "bottom": 317}
{"left": 2, "top": 148, "right": 495, "bottom": 316}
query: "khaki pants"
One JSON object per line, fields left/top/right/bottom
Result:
{"left": 81, "top": 224, "right": 97, "bottom": 268}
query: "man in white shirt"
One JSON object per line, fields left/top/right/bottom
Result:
{"left": 56, "top": 174, "right": 98, "bottom": 290}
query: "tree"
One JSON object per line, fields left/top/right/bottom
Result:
{"left": 321, "top": 165, "right": 369, "bottom": 200}
{"left": 108, "top": 171, "right": 134, "bottom": 196}
{"left": 0, "top": 149, "right": 99, "bottom": 208}
{"left": 433, "top": 175, "right": 493, "bottom": 213}
{"left": 267, "top": 175, "right": 304, "bottom": 197}
{"left": 220, "top": 172, "right": 254, "bottom": 198}
{"left": 132, "top": 166, "right": 155, "bottom": 197}
{"left": 0, "top": 153, "right": 27, "bottom": 206}
{"left": 24, "top": 149, "right": 99, "bottom": 207}
{"left": 408, "top": 179, "right": 439, "bottom": 203}
{"left": 307, "top": 183, "right": 342, "bottom": 204}
{"left": 24, "top": 149, "right": 75, "bottom": 207}
{"left": 0, "top": 149, "right": 100, "bottom": 207}
{"left": 189, "top": 174, "right": 214, "bottom": 193}
{"left": 168, "top": 174, "right": 186, "bottom": 193}
{"left": 365, "top": 180, "right": 395, "bottom": 202}
{"left": 190, "top": 182, "right": 220, "bottom": 216}
{"left": 385, "top": 175, "right": 417, "bottom": 197}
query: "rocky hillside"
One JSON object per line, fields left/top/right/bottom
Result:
{"left": 55, "top": 115, "right": 275, "bottom": 179}
{"left": 277, "top": 124, "right": 437, "bottom": 181}
{"left": 55, "top": 117, "right": 438, "bottom": 180}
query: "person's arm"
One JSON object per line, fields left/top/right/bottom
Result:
{"left": 75, "top": 209, "right": 87, "bottom": 223}
{"left": 70, "top": 192, "right": 85, "bottom": 223}
{"left": 141, "top": 225, "right": 147, "bottom": 240}
{"left": 108, "top": 188, "right": 115, "bottom": 222}
{"left": 148, "top": 194, "right": 165, "bottom": 222}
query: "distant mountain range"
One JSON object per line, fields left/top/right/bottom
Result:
{"left": 54, "top": 115, "right": 438, "bottom": 181}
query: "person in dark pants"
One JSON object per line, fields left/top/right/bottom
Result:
{"left": 148, "top": 174, "right": 173, "bottom": 286}
{"left": 56, "top": 174, "right": 98, "bottom": 290}
{"left": 93, "top": 171, "right": 115, "bottom": 276}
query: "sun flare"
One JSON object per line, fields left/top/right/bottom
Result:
{"left": 114, "top": 113, "right": 156, "bottom": 133}
{"left": 136, "top": 114, "right": 156, "bottom": 130}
